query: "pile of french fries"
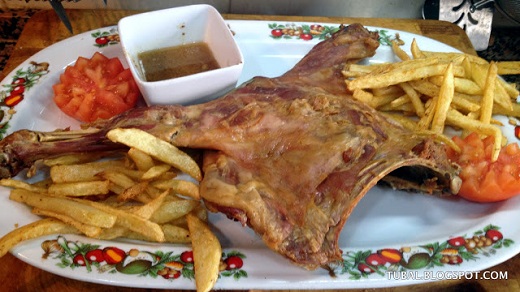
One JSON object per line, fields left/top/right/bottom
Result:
{"left": 0, "top": 128, "right": 220, "bottom": 292}
{"left": 343, "top": 39, "right": 520, "bottom": 161}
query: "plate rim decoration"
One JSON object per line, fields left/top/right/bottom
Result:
{"left": 0, "top": 20, "right": 518, "bottom": 289}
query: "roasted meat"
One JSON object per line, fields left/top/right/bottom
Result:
{"left": 0, "top": 24, "right": 460, "bottom": 270}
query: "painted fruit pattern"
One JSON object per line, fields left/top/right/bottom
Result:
{"left": 0, "top": 61, "right": 49, "bottom": 139}
{"left": 91, "top": 28, "right": 120, "bottom": 48}
{"left": 340, "top": 224, "right": 513, "bottom": 280}
{"left": 41, "top": 235, "right": 247, "bottom": 281}
{"left": 41, "top": 224, "right": 512, "bottom": 283}
{"left": 267, "top": 22, "right": 401, "bottom": 46}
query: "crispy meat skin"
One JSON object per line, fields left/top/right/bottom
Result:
{"left": 0, "top": 24, "right": 460, "bottom": 270}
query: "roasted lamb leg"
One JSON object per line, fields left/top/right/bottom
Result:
{"left": 0, "top": 24, "right": 460, "bottom": 270}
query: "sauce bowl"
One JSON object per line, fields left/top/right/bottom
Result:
{"left": 118, "top": 4, "right": 244, "bottom": 106}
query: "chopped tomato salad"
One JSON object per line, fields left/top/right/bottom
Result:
{"left": 446, "top": 132, "right": 520, "bottom": 203}
{"left": 53, "top": 52, "right": 140, "bottom": 123}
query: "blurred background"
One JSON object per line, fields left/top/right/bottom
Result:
{"left": 0, "top": 0, "right": 518, "bottom": 28}
{"left": 0, "top": 0, "right": 518, "bottom": 84}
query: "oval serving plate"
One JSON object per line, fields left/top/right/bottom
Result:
{"left": 0, "top": 20, "right": 518, "bottom": 289}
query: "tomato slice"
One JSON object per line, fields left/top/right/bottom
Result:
{"left": 53, "top": 52, "right": 140, "bottom": 122}
{"left": 446, "top": 132, "right": 520, "bottom": 203}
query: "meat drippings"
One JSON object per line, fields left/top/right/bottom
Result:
{"left": 138, "top": 42, "right": 220, "bottom": 82}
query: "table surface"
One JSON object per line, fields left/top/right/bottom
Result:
{"left": 0, "top": 9, "right": 519, "bottom": 292}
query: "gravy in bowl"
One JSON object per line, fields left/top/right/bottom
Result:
{"left": 138, "top": 42, "right": 220, "bottom": 82}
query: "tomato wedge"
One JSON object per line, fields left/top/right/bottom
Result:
{"left": 446, "top": 132, "right": 520, "bottom": 203}
{"left": 53, "top": 52, "right": 140, "bottom": 123}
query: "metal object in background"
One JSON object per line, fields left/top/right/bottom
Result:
{"left": 439, "top": 0, "right": 494, "bottom": 51}
{"left": 486, "top": 0, "right": 520, "bottom": 24}
{"left": 49, "top": 0, "right": 108, "bottom": 34}
{"left": 424, "top": 0, "right": 520, "bottom": 51}
{"left": 49, "top": 0, "right": 73, "bottom": 33}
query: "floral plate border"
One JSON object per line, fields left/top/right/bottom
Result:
{"left": 0, "top": 21, "right": 518, "bottom": 289}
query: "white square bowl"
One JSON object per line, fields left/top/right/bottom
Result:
{"left": 118, "top": 4, "right": 244, "bottom": 106}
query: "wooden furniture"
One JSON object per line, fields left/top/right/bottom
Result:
{"left": 0, "top": 9, "right": 517, "bottom": 291}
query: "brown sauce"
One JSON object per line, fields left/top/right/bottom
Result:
{"left": 138, "top": 42, "right": 220, "bottom": 82}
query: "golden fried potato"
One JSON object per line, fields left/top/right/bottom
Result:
{"left": 187, "top": 213, "right": 222, "bottom": 292}
{"left": 107, "top": 128, "right": 202, "bottom": 181}
{"left": 0, "top": 218, "right": 79, "bottom": 258}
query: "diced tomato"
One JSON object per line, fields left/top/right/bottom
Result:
{"left": 53, "top": 52, "right": 140, "bottom": 123}
{"left": 446, "top": 132, "right": 520, "bottom": 203}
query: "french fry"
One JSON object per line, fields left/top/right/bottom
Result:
{"left": 155, "top": 171, "right": 178, "bottom": 181}
{"left": 187, "top": 213, "right": 222, "bottom": 292}
{"left": 347, "top": 63, "right": 455, "bottom": 91}
{"left": 429, "top": 75, "right": 482, "bottom": 95}
{"left": 462, "top": 56, "right": 473, "bottom": 79}
{"left": 152, "top": 179, "right": 200, "bottom": 200}
{"left": 0, "top": 178, "right": 46, "bottom": 193}
{"left": 0, "top": 218, "right": 79, "bottom": 258}
{"left": 48, "top": 180, "right": 110, "bottom": 197}
{"left": 410, "top": 79, "right": 481, "bottom": 113}
{"left": 493, "top": 78, "right": 513, "bottom": 111}
{"left": 31, "top": 208, "right": 102, "bottom": 237}
{"left": 446, "top": 108, "right": 502, "bottom": 161}
{"left": 42, "top": 152, "right": 117, "bottom": 167}
{"left": 108, "top": 183, "right": 125, "bottom": 196}
{"left": 391, "top": 40, "right": 410, "bottom": 61}
{"left": 127, "top": 148, "right": 155, "bottom": 171}
{"left": 498, "top": 77, "right": 520, "bottom": 99}
{"left": 382, "top": 112, "right": 418, "bottom": 130}
{"left": 141, "top": 164, "right": 172, "bottom": 181}
{"left": 192, "top": 203, "right": 209, "bottom": 222}
{"left": 0, "top": 132, "right": 210, "bottom": 258}
{"left": 95, "top": 225, "right": 127, "bottom": 240}
{"left": 9, "top": 189, "right": 117, "bottom": 228}
{"left": 389, "top": 94, "right": 410, "bottom": 108}
{"left": 418, "top": 95, "right": 437, "bottom": 130}
{"left": 496, "top": 61, "right": 520, "bottom": 75}
{"left": 31, "top": 177, "right": 53, "bottom": 189}
{"left": 132, "top": 190, "right": 169, "bottom": 219}
{"left": 424, "top": 51, "right": 487, "bottom": 65}
{"left": 98, "top": 170, "right": 136, "bottom": 189}
{"left": 398, "top": 82, "right": 425, "bottom": 117}
{"left": 352, "top": 88, "right": 374, "bottom": 105}
{"left": 161, "top": 224, "right": 191, "bottom": 243}
{"left": 144, "top": 184, "right": 164, "bottom": 200}
{"left": 385, "top": 112, "right": 461, "bottom": 153}
{"left": 471, "top": 62, "right": 512, "bottom": 111}
{"left": 494, "top": 102, "right": 520, "bottom": 118}
{"left": 75, "top": 198, "right": 165, "bottom": 242}
{"left": 106, "top": 128, "right": 202, "bottom": 181}
{"left": 479, "top": 61, "right": 497, "bottom": 124}
{"left": 450, "top": 95, "right": 481, "bottom": 114}
{"left": 151, "top": 199, "right": 200, "bottom": 224}
{"left": 372, "top": 85, "right": 404, "bottom": 98}
{"left": 422, "top": 51, "right": 485, "bottom": 65}
{"left": 117, "top": 181, "right": 149, "bottom": 202}
{"left": 431, "top": 63, "right": 455, "bottom": 133}
{"left": 410, "top": 38, "right": 425, "bottom": 58}
{"left": 378, "top": 101, "right": 415, "bottom": 113}
{"left": 50, "top": 160, "right": 127, "bottom": 183}
{"left": 121, "top": 223, "right": 191, "bottom": 244}
{"left": 361, "top": 92, "right": 397, "bottom": 109}
{"left": 170, "top": 203, "right": 208, "bottom": 229}
{"left": 342, "top": 38, "right": 519, "bottom": 162}
{"left": 342, "top": 64, "right": 377, "bottom": 78}
{"left": 109, "top": 167, "right": 144, "bottom": 181}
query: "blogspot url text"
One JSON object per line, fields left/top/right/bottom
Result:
{"left": 387, "top": 270, "right": 508, "bottom": 281}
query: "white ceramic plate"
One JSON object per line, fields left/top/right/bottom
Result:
{"left": 0, "top": 20, "right": 519, "bottom": 289}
